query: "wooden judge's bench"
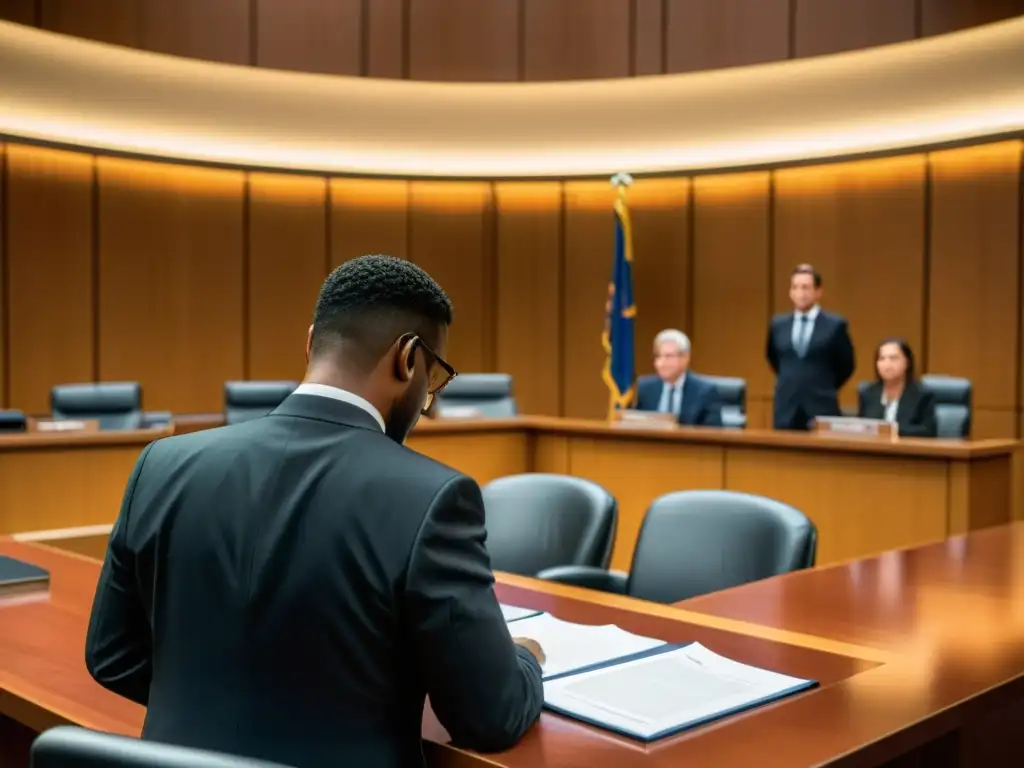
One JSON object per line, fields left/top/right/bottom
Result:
{"left": 1, "top": 414, "right": 1016, "bottom": 569}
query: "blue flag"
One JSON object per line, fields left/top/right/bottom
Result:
{"left": 601, "top": 184, "right": 637, "bottom": 418}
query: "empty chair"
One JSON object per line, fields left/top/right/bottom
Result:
{"left": 481, "top": 474, "right": 617, "bottom": 577}
{"left": 920, "top": 374, "right": 972, "bottom": 438}
{"left": 0, "top": 409, "right": 27, "bottom": 433}
{"left": 224, "top": 381, "right": 297, "bottom": 425}
{"left": 30, "top": 725, "right": 292, "bottom": 767}
{"left": 436, "top": 373, "right": 516, "bottom": 417}
{"left": 701, "top": 375, "right": 747, "bottom": 429}
{"left": 51, "top": 382, "right": 142, "bottom": 431}
{"left": 539, "top": 490, "right": 816, "bottom": 604}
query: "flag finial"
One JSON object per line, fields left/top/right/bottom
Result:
{"left": 610, "top": 172, "right": 633, "bottom": 188}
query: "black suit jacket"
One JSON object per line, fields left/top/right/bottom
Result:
{"left": 857, "top": 381, "right": 938, "bottom": 438}
{"left": 766, "top": 310, "right": 855, "bottom": 429}
{"left": 634, "top": 373, "right": 723, "bottom": 427}
{"left": 85, "top": 393, "right": 543, "bottom": 768}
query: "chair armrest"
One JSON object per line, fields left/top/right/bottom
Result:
{"left": 141, "top": 411, "right": 173, "bottom": 429}
{"left": 535, "top": 565, "right": 628, "bottom": 594}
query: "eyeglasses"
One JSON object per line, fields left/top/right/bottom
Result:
{"left": 411, "top": 336, "right": 457, "bottom": 414}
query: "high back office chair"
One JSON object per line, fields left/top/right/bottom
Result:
{"left": 51, "top": 383, "right": 143, "bottom": 431}
{"left": 481, "top": 474, "right": 617, "bottom": 576}
{"left": 539, "top": 490, "right": 816, "bottom": 604}
{"left": 224, "top": 381, "right": 298, "bottom": 425}
{"left": 920, "top": 374, "right": 972, "bottom": 438}
{"left": 0, "top": 409, "right": 27, "bottom": 433}
{"left": 30, "top": 726, "right": 293, "bottom": 767}
{"left": 700, "top": 375, "right": 747, "bottom": 429}
{"left": 436, "top": 373, "right": 516, "bottom": 417}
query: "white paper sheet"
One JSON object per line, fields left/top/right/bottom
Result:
{"left": 500, "top": 604, "right": 542, "bottom": 623}
{"left": 543, "top": 642, "right": 814, "bottom": 740}
{"left": 506, "top": 612, "right": 665, "bottom": 679}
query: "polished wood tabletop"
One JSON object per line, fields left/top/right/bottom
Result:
{"left": 3, "top": 525, "right": 1024, "bottom": 766}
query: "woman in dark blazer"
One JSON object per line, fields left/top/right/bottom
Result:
{"left": 858, "top": 339, "right": 937, "bottom": 437}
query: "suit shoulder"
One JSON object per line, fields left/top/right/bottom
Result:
{"left": 375, "top": 435, "right": 469, "bottom": 492}
{"left": 822, "top": 310, "right": 848, "bottom": 325}
{"left": 636, "top": 374, "right": 659, "bottom": 387}
{"left": 689, "top": 374, "right": 716, "bottom": 394}
{"left": 769, "top": 312, "right": 790, "bottom": 325}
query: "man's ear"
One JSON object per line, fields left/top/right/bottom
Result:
{"left": 305, "top": 325, "right": 314, "bottom": 364}
{"left": 393, "top": 335, "right": 417, "bottom": 383}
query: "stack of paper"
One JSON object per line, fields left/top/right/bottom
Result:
{"left": 543, "top": 641, "right": 817, "bottom": 741}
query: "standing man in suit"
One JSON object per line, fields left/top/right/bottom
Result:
{"left": 85, "top": 255, "right": 545, "bottom": 768}
{"left": 635, "top": 329, "right": 722, "bottom": 427}
{"left": 767, "top": 264, "right": 855, "bottom": 430}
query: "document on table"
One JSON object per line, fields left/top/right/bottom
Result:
{"left": 543, "top": 642, "right": 818, "bottom": 741}
{"left": 500, "top": 604, "right": 542, "bottom": 623}
{"left": 504, "top": 612, "right": 666, "bottom": 679}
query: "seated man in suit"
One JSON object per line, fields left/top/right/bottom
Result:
{"left": 767, "top": 264, "right": 855, "bottom": 430}
{"left": 85, "top": 255, "right": 544, "bottom": 768}
{"left": 858, "top": 338, "right": 937, "bottom": 437}
{"left": 635, "top": 329, "right": 722, "bottom": 427}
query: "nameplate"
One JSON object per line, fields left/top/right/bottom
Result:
{"left": 29, "top": 419, "right": 100, "bottom": 434}
{"left": 814, "top": 416, "right": 896, "bottom": 441}
{"left": 437, "top": 406, "right": 485, "bottom": 419}
{"left": 612, "top": 410, "right": 677, "bottom": 430}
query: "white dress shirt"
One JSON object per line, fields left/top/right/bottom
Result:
{"left": 292, "top": 382, "right": 385, "bottom": 432}
{"left": 880, "top": 392, "right": 900, "bottom": 424}
{"left": 657, "top": 374, "right": 686, "bottom": 415}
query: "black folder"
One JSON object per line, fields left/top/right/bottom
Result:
{"left": 0, "top": 555, "right": 50, "bottom": 597}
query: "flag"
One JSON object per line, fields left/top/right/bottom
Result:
{"left": 601, "top": 183, "right": 637, "bottom": 419}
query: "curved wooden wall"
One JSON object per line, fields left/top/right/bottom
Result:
{"left": 1, "top": 140, "right": 1021, "bottom": 438}
{"left": 0, "top": 0, "right": 1021, "bottom": 79}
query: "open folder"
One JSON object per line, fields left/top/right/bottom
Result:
{"left": 501, "top": 611, "right": 818, "bottom": 742}
{"left": 544, "top": 641, "right": 818, "bottom": 742}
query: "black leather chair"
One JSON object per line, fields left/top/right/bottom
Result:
{"left": 539, "top": 490, "right": 816, "bottom": 604}
{"left": 30, "top": 726, "right": 292, "bottom": 767}
{"left": 0, "top": 409, "right": 27, "bottom": 433}
{"left": 436, "top": 374, "right": 516, "bottom": 417}
{"left": 920, "top": 374, "right": 972, "bottom": 438}
{"left": 51, "top": 383, "right": 143, "bottom": 431}
{"left": 480, "top": 474, "right": 617, "bottom": 577}
{"left": 700, "top": 375, "right": 747, "bottom": 429}
{"left": 224, "top": 381, "right": 297, "bottom": 425}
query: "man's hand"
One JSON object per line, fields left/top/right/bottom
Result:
{"left": 513, "top": 637, "right": 545, "bottom": 666}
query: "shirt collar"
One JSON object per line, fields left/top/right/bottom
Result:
{"left": 794, "top": 304, "right": 821, "bottom": 321}
{"left": 665, "top": 373, "right": 686, "bottom": 390}
{"left": 292, "top": 383, "right": 385, "bottom": 432}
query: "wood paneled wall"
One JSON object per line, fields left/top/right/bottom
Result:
{"left": 1, "top": 141, "right": 1022, "bottom": 436}
{"left": 0, "top": 0, "right": 1021, "bottom": 79}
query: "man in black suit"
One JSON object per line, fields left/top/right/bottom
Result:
{"left": 766, "top": 264, "right": 855, "bottom": 430}
{"left": 635, "top": 329, "right": 722, "bottom": 427}
{"left": 85, "top": 255, "right": 545, "bottom": 768}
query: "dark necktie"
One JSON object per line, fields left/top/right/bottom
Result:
{"left": 796, "top": 315, "right": 811, "bottom": 357}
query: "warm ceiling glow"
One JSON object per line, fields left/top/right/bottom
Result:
{"left": 0, "top": 18, "right": 1023, "bottom": 177}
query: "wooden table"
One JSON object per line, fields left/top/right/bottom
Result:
{"left": 0, "top": 418, "right": 1016, "bottom": 568}
{"left": 2, "top": 524, "right": 1023, "bottom": 767}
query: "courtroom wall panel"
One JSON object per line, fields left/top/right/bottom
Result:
{"left": 247, "top": 173, "right": 327, "bottom": 382}
{"left": 96, "top": 158, "right": 246, "bottom": 413}
{"left": 1, "top": 139, "right": 1023, "bottom": 439}
{"left": 4, "top": 145, "right": 95, "bottom": 414}
{"left": 927, "top": 143, "right": 1022, "bottom": 439}
{"left": 5, "top": 0, "right": 1022, "bottom": 80}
